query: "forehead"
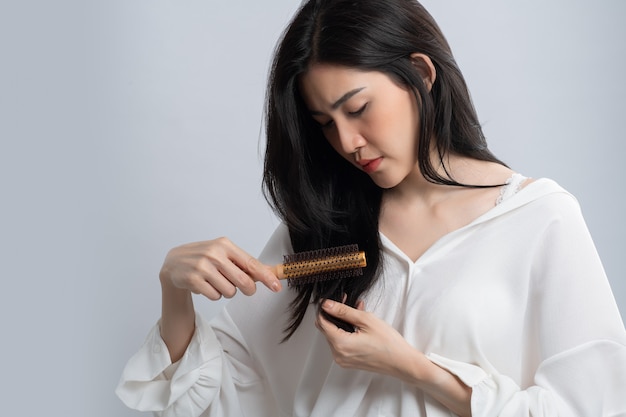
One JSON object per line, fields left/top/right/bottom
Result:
{"left": 298, "top": 64, "right": 391, "bottom": 108}
{"left": 301, "top": 64, "right": 367, "bottom": 88}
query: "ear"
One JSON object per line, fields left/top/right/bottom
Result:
{"left": 409, "top": 53, "right": 436, "bottom": 92}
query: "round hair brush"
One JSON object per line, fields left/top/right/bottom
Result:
{"left": 271, "top": 244, "right": 367, "bottom": 287}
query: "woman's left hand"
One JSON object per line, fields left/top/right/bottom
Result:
{"left": 316, "top": 299, "right": 428, "bottom": 383}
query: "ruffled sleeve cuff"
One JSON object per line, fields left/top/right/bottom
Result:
{"left": 426, "top": 353, "right": 522, "bottom": 417}
{"left": 427, "top": 341, "right": 626, "bottom": 417}
{"left": 427, "top": 353, "right": 489, "bottom": 387}
{"left": 116, "top": 313, "right": 222, "bottom": 417}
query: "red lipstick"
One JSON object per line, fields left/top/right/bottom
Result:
{"left": 358, "top": 157, "right": 382, "bottom": 174}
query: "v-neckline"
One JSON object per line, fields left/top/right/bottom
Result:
{"left": 379, "top": 216, "right": 477, "bottom": 265}
{"left": 379, "top": 176, "right": 539, "bottom": 265}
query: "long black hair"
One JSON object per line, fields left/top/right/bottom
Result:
{"left": 262, "top": 0, "right": 506, "bottom": 340}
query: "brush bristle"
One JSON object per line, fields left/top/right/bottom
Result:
{"left": 288, "top": 267, "right": 364, "bottom": 288}
{"left": 283, "top": 244, "right": 366, "bottom": 287}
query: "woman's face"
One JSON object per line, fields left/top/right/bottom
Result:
{"left": 299, "top": 63, "right": 421, "bottom": 189}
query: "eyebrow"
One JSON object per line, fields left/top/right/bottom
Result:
{"left": 310, "top": 87, "right": 366, "bottom": 115}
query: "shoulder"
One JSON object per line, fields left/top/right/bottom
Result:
{"left": 499, "top": 177, "right": 580, "bottom": 214}
{"left": 519, "top": 178, "right": 581, "bottom": 215}
{"left": 482, "top": 177, "right": 588, "bottom": 236}
{"left": 502, "top": 179, "right": 597, "bottom": 251}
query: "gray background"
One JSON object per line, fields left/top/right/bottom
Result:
{"left": 1, "top": 1, "right": 624, "bottom": 416}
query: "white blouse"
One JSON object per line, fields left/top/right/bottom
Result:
{"left": 117, "top": 177, "right": 626, "bottom": 416}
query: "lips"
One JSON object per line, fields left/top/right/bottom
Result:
{"left": 358, "top": 157, "right": 382, "bottom": 174}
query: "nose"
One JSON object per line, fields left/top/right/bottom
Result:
{"left": 335, "top": 121, "right": 366, "bottom": 155}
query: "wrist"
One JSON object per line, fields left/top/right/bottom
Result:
{"left": 159, "top": 270, "right": 193, "bottom": 311}
{"left": 412, "top": 357, "right": 473, "bottom": 417}
{"left": 395, "top": 346, "right": 435, "bottom": 387}
{"left": 159, "top": 268, "right": 186, "bottom": 292}
{"left": 392, "top": 350, "right": 472, "bottom": 417}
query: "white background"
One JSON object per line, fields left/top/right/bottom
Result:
{"left": 1, "top": 1, "right": 624, "bottom": 416}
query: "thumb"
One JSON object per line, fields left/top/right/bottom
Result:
{"left": 321, "top": 299, "right": 366, "bottom": 327}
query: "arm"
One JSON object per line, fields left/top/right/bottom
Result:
{"left": 158, "top": 238, "right": 282, "bottom": 362}
{"left": 159, "top": 275, "right": 195, "bottom": 363}
{"left": 117, "top": 235, "right": 284, "bottom": 416}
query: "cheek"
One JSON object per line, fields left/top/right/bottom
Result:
{"left": 367, "top": 110, "right": 414, "bottom": 151}
{"left": 374, "top": 95, "right": 414, "bottom": 134}
{"left": 384, "top": 99, "right": 420, "bottom": 151}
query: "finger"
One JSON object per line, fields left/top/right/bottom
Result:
{"left": 321, "top": 299, "right": 367, "bottom": 328}
{"left": 244, "top": 256, "right": 282, "bottom": 293}
{"left": 214, "top": 258, "right": 257, "bottom": 296}
{"left": 209, "top": 277, "right": 238, "bottom": 299}
{"left": 356, "top": 300, "right": 365, "bottom": 310}
{"left": 317, "top": 308, "right": 356, "bottom": 336}
{"left": 316, "top": 310, "right": 335, "bottom": 334}
{"left": 316, "top": 302, "right": 335, "bottom": 333}
{"left": 224, "top": 244, "right": 282, "bottom": 293}
{"left": 188, "top": 274, "right": 224, "bottom": 301}
{"left": 206, "top": 238, "right": 281, "bottom": 294}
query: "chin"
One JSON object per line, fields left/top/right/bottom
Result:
{"left": 370, "top": 175, "right": 401, "bottom": 190}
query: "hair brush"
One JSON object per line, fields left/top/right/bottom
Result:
{"left": 270, "top": 244, "right": 367, "bottom": 287}
{"left": 271, "top": 244, "right": 367, "bottom": 332}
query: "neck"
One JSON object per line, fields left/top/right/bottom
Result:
{"left": 385, "top": 153, "right": 511, "bottom": 205}
{"left": 385, "top": 151, "right": 457, "bottom": 201}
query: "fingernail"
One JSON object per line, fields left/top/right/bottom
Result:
{"left": 271, "top": 281, "right": 281, "bottom": 292}
{"left": 323, "top": 299, "right": 334, "bottom": 309}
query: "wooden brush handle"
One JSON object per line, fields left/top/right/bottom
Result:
{"left": 270, "top": 264, "right": 287, "bottom": 280}
{"left": 271, "top": 251, "right": 366, "bottom": 280}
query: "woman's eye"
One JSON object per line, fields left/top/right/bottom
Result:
{"left": 348, "top": 103, "right": 368, "bottom": 116}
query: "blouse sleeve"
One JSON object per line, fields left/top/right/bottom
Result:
{"left": 428, "top": 193, "right": 626, "bottom": 416}
{"left": 115, "top": 312, "right": 278, "bottom": 417}
{"left": 115, "top": 225, "right": 290, "bottom": 417}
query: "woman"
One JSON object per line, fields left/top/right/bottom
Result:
{"left": 117, "top": 0, "right": 626, "bottom": 416}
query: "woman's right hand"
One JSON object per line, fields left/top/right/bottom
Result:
{"left": 159, "top": 237, "right": 283, "bottom": 300}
